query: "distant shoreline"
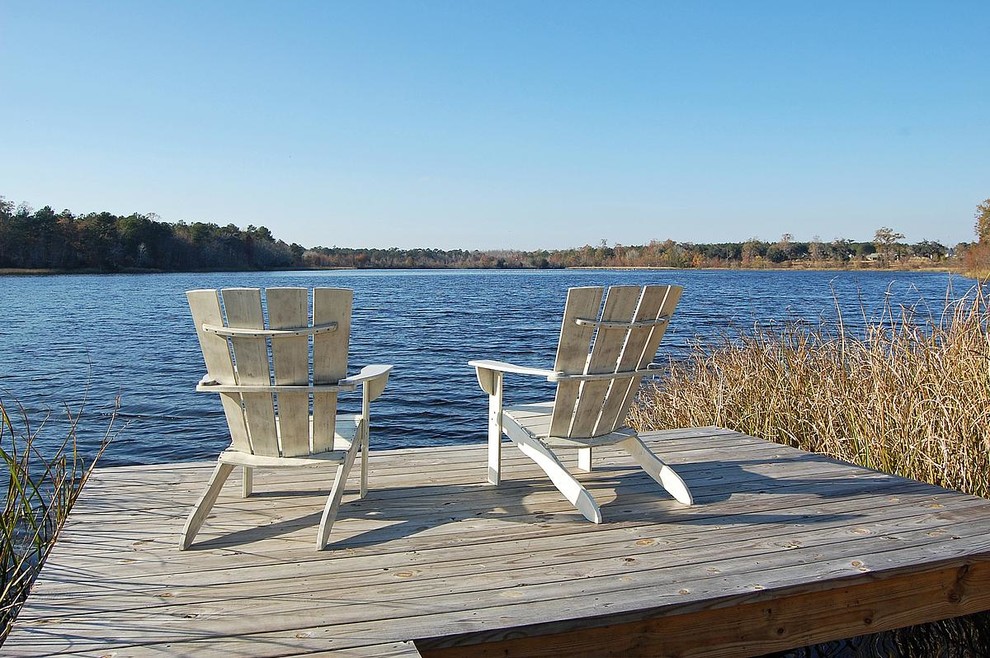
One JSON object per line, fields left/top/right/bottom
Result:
{"left": 568, "top": 264, "right": 958, "bottom": 273}
{"left": 0, "top": 263, "right": 964, "bottom": 277}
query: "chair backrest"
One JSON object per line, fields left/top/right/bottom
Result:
{"left": 549, "top": 285, "right": 682, "bottom": 439}
{"left": 186, "top": 287, "right": 352, "bottom": 458}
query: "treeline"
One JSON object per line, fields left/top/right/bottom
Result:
{"left": 246, "top": 234, "right": 961, "bottom": 270}
{"left": 0, "top": 197, "right": 962, "bottom": 272}
{"left": 303, "top": 246, "right": 556, "bottom": 269}
{"left": 0, "top": 199, "right": 303, "bottom": 271}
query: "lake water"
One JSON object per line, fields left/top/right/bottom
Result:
{"left": 0, "top": 268, "right": 969, "bottom": 466}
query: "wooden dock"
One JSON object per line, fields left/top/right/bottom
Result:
{"left": 7, "top": 427, "right": 990, "bottom": 657}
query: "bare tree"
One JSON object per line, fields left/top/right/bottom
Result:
{"left": 873, "top": 227, "right": 905, "bottom": 265}
{"left": 975, "top": 198, "right": 990, "bottom": 243}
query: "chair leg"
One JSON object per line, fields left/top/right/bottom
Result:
{"left": 359, "top": 388, "right": 371, "bottom": 499}
{"left": 513, "top": 434, "right": 602, "bottom": 523}
{"left": 359, "top": 429, "right": 368, "bottom": 498}
{"left": 577, "top": 447, "right": 593, "bottom": 472}
{"left": 180, "top": 462, "right": 235, "bottom": 550}
{"left": 487, "top": 378, "right": 503, "bottom": 486}
{"left": 618, "top": 436, "right": 694, "bottom": 505}
{"left": 242, "top": 466, "right": 253, "bottom": 498}
{"left": 317, "top": 444, "right": 359, "bottom": 550}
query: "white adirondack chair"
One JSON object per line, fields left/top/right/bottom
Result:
{"left": 181, "top": 287, "right": 392, "bottom": 550}
{"left": 469, "top": 285, "right": 693, "bottom": 523}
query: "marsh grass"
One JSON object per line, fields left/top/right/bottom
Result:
{"left": 632, "top": 285, "right": 990, "bottom": 498}
{"left": 631, "top": 284, "right": 990, "bottom": 656}
{"left": 0, "top": 398, "right": 113, "bottom": 643}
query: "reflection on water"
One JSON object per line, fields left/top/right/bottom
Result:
{"left": 0, "top": 268, "right": 966, "bottom": 466}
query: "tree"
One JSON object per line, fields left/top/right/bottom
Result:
{"left": 741, "top": 237, "right": 766, "bottom": 265}
{"left": 809, "top": 236, "right": 824, "bottom": 261}
{"left": 776, "top": 233, "right": 794, "bottom": 261}
{"left": 767, "top": 245, "right": 789, "bottom": 263}
{"left": 975, "top": 198, "right": 990, "bottom": 243}
{"left": 831, "top": 238, "right": 854, "bottom": 261}
{"left": 913, "top": 240, "right": 947, "bottom": 260}
{"left": 873, "top": 227, "right": 905, "bottom": 265}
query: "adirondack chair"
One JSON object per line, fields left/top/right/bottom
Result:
{"left": 469, "top": 285, "right": 693, "bottom": 523}
{"left": 180, "top": 287, "right": 392, "bottom": 550}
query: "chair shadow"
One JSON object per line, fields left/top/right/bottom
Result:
{"left": 186, "top": 452, "right": 906, "bottom": 551}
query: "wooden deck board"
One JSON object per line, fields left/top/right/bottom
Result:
{"left": 7, "top": 427, "right": 990, "bottom": 657}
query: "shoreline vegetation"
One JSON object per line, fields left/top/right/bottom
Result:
{"left": 1, "top": 196, "right": 979, "bottom": 276}
{"left": 0, "top": 263, "right": 963, "bottom": 277}
{"left": 632, "top": 285, "right": 990, "bottom": 497}
{"left": 631, "top": 284, "right": 990, "bottom": 654}
{"left": 0, "top": 399, "right": 113, "bottom": 643}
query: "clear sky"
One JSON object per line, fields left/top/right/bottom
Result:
{"left": 1, "top": 1, "right": 987, "bottom": 250}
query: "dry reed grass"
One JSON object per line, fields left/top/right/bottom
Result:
{"left": 0, "top": 398, "right": 114, "bottom": 643}
{"left": 631, "top": 284, "right": 990, "bottom": 499}
{"left": 632, "top": 285, "right": 990, "bottom": 655}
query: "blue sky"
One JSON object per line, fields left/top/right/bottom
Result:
{"left": 1, "top": 1, "right": 987, "bottom": 250}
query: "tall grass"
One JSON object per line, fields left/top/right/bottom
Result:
{"left": 632, "top": 285, "right": 990, "bottom": 499}
{"left": 631, "top": 284, "right": 990, "bottom": 656}
{"left": 0, "top": 398, "right": 113, "bottom": 643}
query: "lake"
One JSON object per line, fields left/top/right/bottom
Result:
{"left": 0, "top": 268, "right": 969, "bottom": 466}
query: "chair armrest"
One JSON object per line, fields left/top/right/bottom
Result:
{"left": 468, "top": 359, "right": 556, "bottom": 378}
{"left": 468, "top": 360, "right": 666, "bottom": 392}
{"left": 340, "top": 364, "right": 393, "bottom": 402}
{"left": 469, "top": 359, "right": 557, "bottom": 395}
{"left": 197, "top": 366, "right": 392, "bottom": 398}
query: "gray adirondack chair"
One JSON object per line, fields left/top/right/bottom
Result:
{"left": 181, "top": 287, "right": 392, "bottom": 550}
{"left": 469, "top": 285, "right": 693, "bottom": 523}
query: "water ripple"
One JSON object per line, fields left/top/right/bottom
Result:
{"left": 0, "top": 269, "right": 965, "bottom": 466}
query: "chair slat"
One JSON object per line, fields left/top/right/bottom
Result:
{"left": 569, "top": 285, "right": 642, "bottom": 437}
{"left": 203, "top": 322, "right": 337, "bottom": 338}
{"left": 267, "top": 287, "right": 310, "bottom": 458}
{"left": 613, "top": 285, "right": 682, "bottom": 424}
{"left": 595, "top": 285, "right": 670, "bottom": 434}
{"left": 186, "top": 289, "right": 251, "bottom": 453}
{"left": 312, "top": 288, "right": 352, "bottom": 453}
{"left": 548, "top": 287, "right": 603, "bottom": 437}
{"left": 221, "top": 288, "right": 279, "bottom": 457}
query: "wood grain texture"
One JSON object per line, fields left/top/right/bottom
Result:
{"left": 266, "top": 287, "right": 310, "bottom": 457}
{"left": 186, "top": 289, "right": 251, "bottom": 453}
{"left": 602, "top": 284, "right": 680, "bottom": 434}
{"left": 422, "top": 561, "right": 990, "bottom": 657}
{"left": 569, "top": 285, "right": 640, "bottom": 437}
{"left": 222, "top": 287, "right": 278, "bottom": 457}
{"left": 313, "top": 288, "right": 351, "bottom": 453}
{"left": 549, "top": 286, "right": 602, "bottom": 437}
{"left": 8, "top": 428, "right": 990, "bottom": 657}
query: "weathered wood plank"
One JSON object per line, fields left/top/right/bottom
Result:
{"left": 420, "top": 560, "right": 990, "bottom": 657}
{"left": 266, "top": 286, "right": 310, "bottom": 457}
{"left": 33, "top": 503, "right": 990, "bottom": 626}
{"left": 16, "top": 538, "right": 990, "bottom": 657}
{"left": 25, "top": 440, "right": 976, "bottom": 580}
{"left": 8, "top": 428, "right": 990, "bottom": 658}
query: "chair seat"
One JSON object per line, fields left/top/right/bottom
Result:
{"left": 503, "top": 402, "right": 638, "bottom": 448}
{"left": 219, "top": 416, "right": 365, "bottom": 468}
